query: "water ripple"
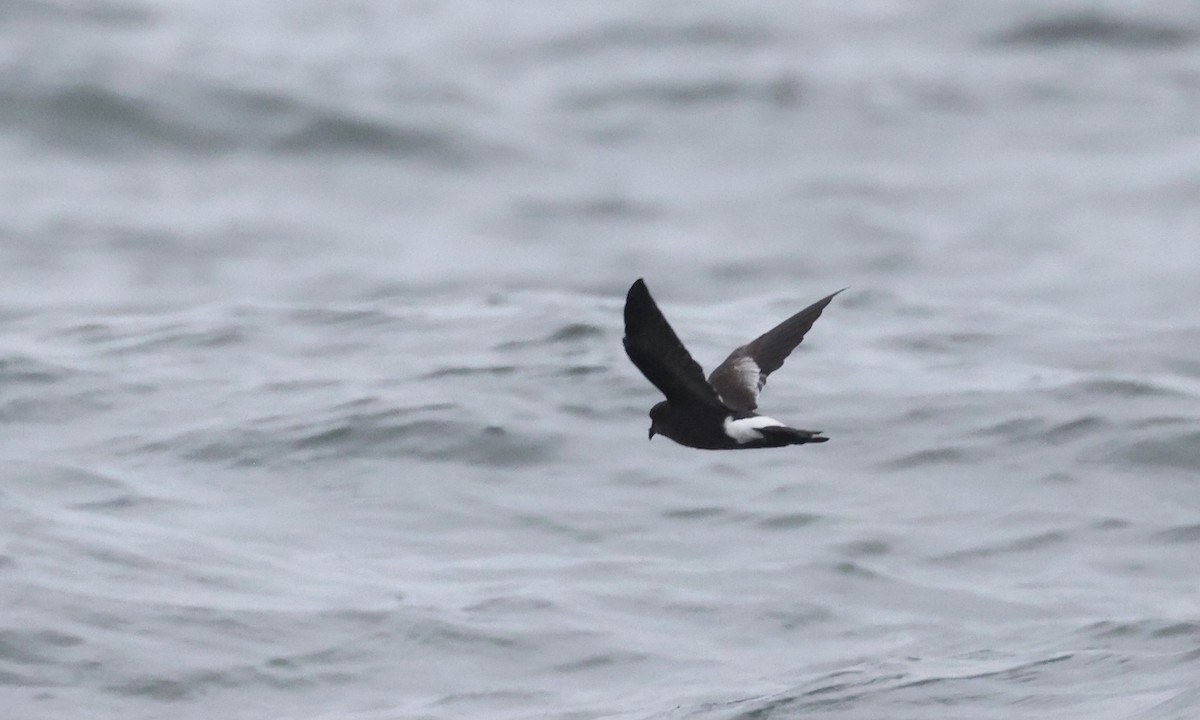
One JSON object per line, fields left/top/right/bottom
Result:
{"left": 1113, "top": 431, "right": 1200, "bottom": 471}
{"left": 990, "top": 11, "right": 1195, "bottom": 49}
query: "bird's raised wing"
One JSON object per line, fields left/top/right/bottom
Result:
{"left": 623, "top": 279, "right": 727, "bottom": 410}
{"left": 708, "top": 289, "right": 844, "bottom": 412}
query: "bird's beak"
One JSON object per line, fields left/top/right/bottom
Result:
{"left": 648, "top": 427, "right": 656, "bottom": 440}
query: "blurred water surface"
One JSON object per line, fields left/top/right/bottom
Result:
{"left": 2, "top": 1, "right": 1200, "bottom": 719}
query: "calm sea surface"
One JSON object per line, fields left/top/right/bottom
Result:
{"left": 3, "top": 2, "right": 1200, "bottom": 719}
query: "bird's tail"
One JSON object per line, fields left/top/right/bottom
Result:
{"left": 758, "top": 426, "right": 829, "bottom": 445}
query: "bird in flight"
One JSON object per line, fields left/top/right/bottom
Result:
{"left": 623, "top": 278, "right": 842, "bottom": 450}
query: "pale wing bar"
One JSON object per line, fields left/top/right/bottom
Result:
{"left": 708, "top": 289, "right": 844, "bottom": 412}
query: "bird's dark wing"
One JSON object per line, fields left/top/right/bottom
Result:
{"left": 623, "top": 279, "right": 727, "bottom": 410}
{"left": 708, "top": 289, "right": 844, "bottom": 412}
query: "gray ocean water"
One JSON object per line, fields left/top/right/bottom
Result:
{"left": 3, "top": 1, "right": 1200, "bottom": 718}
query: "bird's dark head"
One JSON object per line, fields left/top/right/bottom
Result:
{"left": 648, "top": 401, "right": 669, "bottom": 440}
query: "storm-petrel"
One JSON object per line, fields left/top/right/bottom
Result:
{"left": 623, "top": 278, "right": 842, "bottom": 450}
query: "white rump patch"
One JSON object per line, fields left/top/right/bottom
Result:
{"left": 723, "top": 415, "right": 785, "bottom": 443}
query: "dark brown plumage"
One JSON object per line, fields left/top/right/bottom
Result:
{"left": 622, "top": 279, "right": 842, "bottom": 450}
{"left": 707, "top": 289, "right": 844, "bottom": 412}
